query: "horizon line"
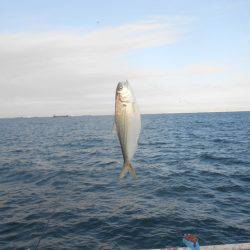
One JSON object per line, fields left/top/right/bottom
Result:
{"left": 0, "top": 110, "right": 249, "bottom": 119}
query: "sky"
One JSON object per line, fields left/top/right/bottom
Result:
{"left": 0, "top": 0, "right": 249, "bottom": 117}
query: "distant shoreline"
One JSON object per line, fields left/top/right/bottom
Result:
{"left": 0, "top": 110, "right": 249, "bottom": 119}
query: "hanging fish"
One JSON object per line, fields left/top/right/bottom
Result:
{"left": 115, "top": 80, "right": 141, "bottom": 179}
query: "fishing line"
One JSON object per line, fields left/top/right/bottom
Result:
{"left": 31, "top": 184, "right": 62, "bottom": 250}
{"left": 33, "top": 206, "right": 55, "bottom": 250}
{"left": 32, "top": 191, "right": 59, "bottom": 250}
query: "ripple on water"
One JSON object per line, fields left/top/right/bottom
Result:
{"left": 0, "top": 113, "right": 249, "bottom": 249}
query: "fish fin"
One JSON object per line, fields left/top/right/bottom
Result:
{"left": 119, "top": 162, "right": 137, "bottom": 179}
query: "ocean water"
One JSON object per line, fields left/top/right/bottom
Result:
{"left": 0, "top": 112, "right": 249, "bottom": 249}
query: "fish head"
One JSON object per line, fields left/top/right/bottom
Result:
{"left": 116, "top": 80, "right": 134, "bottom": 103}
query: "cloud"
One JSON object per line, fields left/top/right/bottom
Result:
{"left": 182, "top": 64, "right": 227, "bottom": 75}
{"left": 0, "top": 17, "right": 248, "bottom": 117}
{"left": 0, "top": 19, "right": 183, "bottom": 78}
{"left": 0, "top": 18, "right": 185, "bottom": 117}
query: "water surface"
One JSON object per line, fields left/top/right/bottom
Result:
{"left": 0, "top": 112, "right": 249, "bottom": 249}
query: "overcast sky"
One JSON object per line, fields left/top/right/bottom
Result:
{"left": 0, "top": 0, "right": 249, "bottom": 117}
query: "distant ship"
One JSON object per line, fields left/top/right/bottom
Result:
{"left": 52, "top": 115, "right": 69, "bottom": 118}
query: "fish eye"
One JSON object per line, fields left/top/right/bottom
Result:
{"left": 117, "top": 83, "right": 123, "bottom": 91}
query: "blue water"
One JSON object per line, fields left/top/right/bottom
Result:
{"left": 0, "top": 112, "right": 249, "bottom": 249}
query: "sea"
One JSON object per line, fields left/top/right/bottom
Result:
{"left": 0, "top": 112, "right": 249, "bottom": 249}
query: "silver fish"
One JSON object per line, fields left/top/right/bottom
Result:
{"left": 115, "top": 80, "right": 141, "bottom": 179}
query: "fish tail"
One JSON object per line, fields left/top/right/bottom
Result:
{"left": 119, "top": 162, "right": 137, "bottom": 179}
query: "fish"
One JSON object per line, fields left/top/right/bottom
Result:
{"left": 115, "top": 80, "right": 141, "bottom": 179}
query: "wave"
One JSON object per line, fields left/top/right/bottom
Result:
{"left": 199, "top": 153, "right": 250, "bottom": 165}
